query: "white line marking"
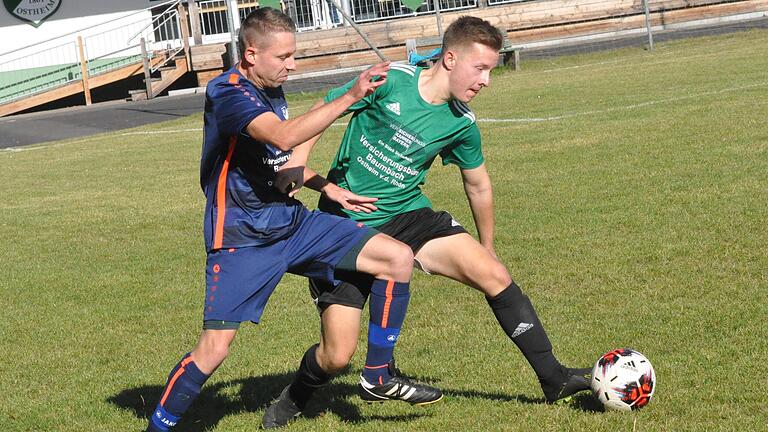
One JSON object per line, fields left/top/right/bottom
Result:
{"left": 3, "top": 79, "right": 764, "bottom": 153}
{"left": 479, "top": 81, "right": 768, "bottom": 124}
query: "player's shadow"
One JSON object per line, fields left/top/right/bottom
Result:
{"left": 443, "top": 388, "right": 603, "bottom": 412}
{"left": 568, "top": 392, "right": 605, "bottom": 412}
{"left": 108, "top": 371, "right": 429, "bottom": 431}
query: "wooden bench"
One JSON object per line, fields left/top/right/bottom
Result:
{"left": 405, "top": 30, "right": 522, "bottom": 70}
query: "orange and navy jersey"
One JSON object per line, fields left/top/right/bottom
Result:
{"left": 200, "top": 67, "right": 304, "bottom": 251}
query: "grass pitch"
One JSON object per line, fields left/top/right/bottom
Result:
{"left": 1, "top": 28, "right": 767, "bottom": 431}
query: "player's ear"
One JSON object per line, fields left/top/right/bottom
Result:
{"left": 443, "top": 50, "right": 457, "bottom": 71}
{"left": 242, "top": 46, "right": 259, "bottom": 66}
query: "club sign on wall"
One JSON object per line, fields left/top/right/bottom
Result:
{"left": 4, "top": 0, "right": 61, "bottom": 27}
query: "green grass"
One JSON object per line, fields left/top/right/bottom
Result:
{"left": 2, "top": 28, "right": 767, "bottom": 431}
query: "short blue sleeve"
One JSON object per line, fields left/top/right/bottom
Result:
{"left": 211, "top": 76, "right": 272, "bottom": 137}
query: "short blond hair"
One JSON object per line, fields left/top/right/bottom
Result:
{"left": 238, "top": 8, "right": 296, "bottom": 56}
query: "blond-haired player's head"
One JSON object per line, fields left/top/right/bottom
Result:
{"left": 440, "top": 16, "right": 503, "bottom": 103}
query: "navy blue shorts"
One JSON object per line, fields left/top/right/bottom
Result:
{"left": 309, "top": 207, "right": 467, "bottom": 311}
{"left": 204, "top": 210, "right": 375, "bottom": 324}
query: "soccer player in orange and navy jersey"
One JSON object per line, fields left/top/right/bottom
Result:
{"left": 145, "top": 8, "right": 439, "bottom": 432}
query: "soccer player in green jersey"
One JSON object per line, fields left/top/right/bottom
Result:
{"left": 262, "top": 16, "right": 592, "bottom": 428}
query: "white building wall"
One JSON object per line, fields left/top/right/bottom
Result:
{"left": 0, "top": 1, "right": 158, "bottom": 52}
{"left": 0, "top": 1, "right": 176, "bottom": 73}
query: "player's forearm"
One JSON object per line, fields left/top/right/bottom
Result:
{"left": 256, "top": 94, "right": 355, "bottom": 151}
{"left": 466, "top": 187, "right": 496, "bottom": 248}
{"left": 303, "top": 168, "right": 331, "bottom": 192}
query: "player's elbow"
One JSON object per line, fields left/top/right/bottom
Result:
{"left": 467, "top": 182, "right": 493, "bottom": 198}
{"left": 270, "top": 135, "right": 295, "bottom": 151}
{"left": 266, "top": 127, "right": 301, "bottom": 151}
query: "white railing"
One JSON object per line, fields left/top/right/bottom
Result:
{"left": 0, "top": 0, "right": 182, "bottom": 105}
{"left": 198, "top": 0, "right": 261, "bottom": 42}
{"left": 290, "top": 0, "right": 343, "bottom": 31}
{"left": 127, "top": 0, "right": 185, "bottom": 73}
{"left": 0, "top": 40, "right": 80, "bottom": 104}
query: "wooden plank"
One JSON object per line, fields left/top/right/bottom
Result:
{"left": 140, "top": 38, "right": 153, "bottom": 100}
{"left": 295, "top": 46, "right": 406, "bottom": 72}
{"left": 77, "top": 36, "right": 92, "bottom": 106}
{"left": 151, "top": 57, "right": 189, "bottom": 96}
{"left": 196, "top": 70, "right": 221, "bottom": 88}
{"left": 190, "top": 44, "right": 228, "bottom": 55}
{"left": 190, "top": 43, "right": 227, "bottom": 71}
{"left": 0, "top": 55, "right": 166, "bottom": 117}
{"left": 504, "top": 0, "right": 768, "bottom": 43}
{"left": 296, "top": 0, "right": 766, "bottom": 74}
{"left": 178, "top": 2, "right": 192, "bottom": 67}
{"left": 88, "top": 56, "right": 164, "bottom": 88}
{"left": 193, "top": 58, "right": 226, "bottom": 70}
{"left": 187, "top": 0, "right": 203, "bottom": 45}
{"left": 0, "top": 81, "right": 83, "bottom": 117}
{"left": 292, "top": 0, "right": 753, "bottom": 57}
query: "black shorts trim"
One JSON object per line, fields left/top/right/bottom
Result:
{"left": 335, "top": 228, "right": 378, "bottom": 272}
{"left": 203, "top": 320, "right": 242, "bottom": 330}
{"left": 309, "top": 207, "right": 468, "bottom": 312}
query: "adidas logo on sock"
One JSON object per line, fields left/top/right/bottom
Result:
{"left": 386, "top": 102, "right": 401, "bottom": 115}
{"left": 511, "top": 322, "right": 534, "bottom": 338}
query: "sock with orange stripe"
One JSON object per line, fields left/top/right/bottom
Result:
{"left": 147, "top": 353, "right": 210, "bottom": 432}
{"left": 362, "top": 279, "right": 410, "bottom": 385}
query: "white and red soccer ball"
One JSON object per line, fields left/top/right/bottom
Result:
{"left": 591, "top": 348, "right": 656, "bottom": 411}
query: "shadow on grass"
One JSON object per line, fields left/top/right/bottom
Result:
{"left": 444, "top": 388, "right": 542, "bottom": 405}
{"left": 109, "top": 370, "right": 602, "bottom": 430}
{"left": 445, "top": 388, "right": 603, "bottom": 413}
{"left": 108, "top": 371, "right": 430, "bottom": 431}
{"left": 568, "top": 392, "right": 605, "bottom": 412}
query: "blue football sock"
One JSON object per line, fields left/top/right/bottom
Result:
{"left": 362, "top": 279, "right": 410, "bottom": 385}
{"left": 147, "top": 353, "right": 210, "bottom": 432}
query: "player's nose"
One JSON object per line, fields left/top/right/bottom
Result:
{"left": 286, "top": 56, "right": 296, "bottom": 71}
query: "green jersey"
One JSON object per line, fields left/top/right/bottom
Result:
{"left": 321, "top": 64, "right": 484, "bottom": 226}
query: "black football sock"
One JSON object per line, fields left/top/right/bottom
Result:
{"left": 288, "top": 344, "right": 332, "bottom": 409}
{"left": 486, "top": 282, "right": 567, "bottom": 393}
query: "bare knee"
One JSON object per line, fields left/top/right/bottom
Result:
{"left": 475, "top": 261, "right": 512, "bottom": 296}
{"left": 358, "top": 235, "right": 414, "bottom": 282}
{"left": 192, "top": 335, "right": 233, "bottom": 373}
{"left": 491, "top": 261, "right": 512, "bottom": 287}
{"left": 316, "top": 345, "right": 355, "bottom": 374}
{"left": 387, "top": 242, "right": 414, "bottom": 281}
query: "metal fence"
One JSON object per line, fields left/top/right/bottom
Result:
{"left": 288, "top": 0, "right": 343, "bottom": 31}
{"left": 0, "top": 41, "right": 81, "bottom": 104}
{"left": 351, "top": 0, "right": 477, "bottom": 23}
{"left": 198, "top": 0, "right": 259, "bottom": 38}
{"left": 197, "top": 0, "right": 478, "bottom": 35}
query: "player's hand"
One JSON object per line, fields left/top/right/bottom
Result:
{"left": 274, "top": 166, "right": 305, "bottom": 197}
{"left": 321, "top": 183, "right": 378, "bottom": 213}
{"left": 347, "top": 62, "right": 390, "bottom": 100}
